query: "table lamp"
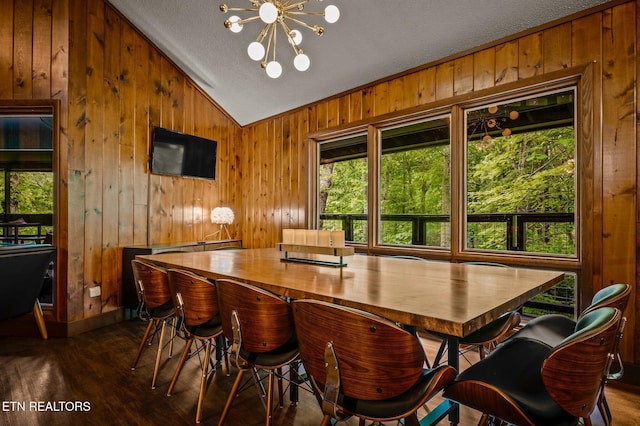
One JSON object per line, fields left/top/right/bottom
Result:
{"left": 207, "top": 207, "right": 234, "bottom": 240}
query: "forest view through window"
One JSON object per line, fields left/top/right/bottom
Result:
{"left": 465, "top": 89, "right": 576, "bottom": 256}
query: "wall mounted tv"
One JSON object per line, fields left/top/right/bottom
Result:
{"left": 150, "top": 126, "right": 217, "bottom": 180}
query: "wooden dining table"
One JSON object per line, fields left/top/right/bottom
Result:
{"left": 137, "top": 248, "right": 565, "bottom": 425}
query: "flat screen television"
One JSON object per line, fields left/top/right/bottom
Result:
{"left": 150, "top": 126, "right": 217, "bottom": 180}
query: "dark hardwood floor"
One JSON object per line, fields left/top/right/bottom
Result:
{"left": 1, "top": 319, "right": 639, "bottom": 425}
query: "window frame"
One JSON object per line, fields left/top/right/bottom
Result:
{"left": 307, "top": 65, "right": 592, "bottom": 274}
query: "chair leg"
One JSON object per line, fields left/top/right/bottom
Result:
{"left": 167, "top": 339, "right": 193, "bottom": 396}
{"left": 320, "top": 415, "right": 333, "bottom": 426}
{"left": 33, "top": 300, "right": 48, "bottom": 340}
{"left": 151, "top": 319, "right": 167, "bottom": 389}
{"left": 276, "top": 367, "right": 284, "bottom": 408}
{"left": 131, "top": 319, "right": 156, "bottom": 370}
{"left": 266, "top": 370, "right": 275, "bottom": 426}
{"left": 195, "top": 340, "right": 212, "bottom": 423}
{"left": 432, "top": 338, "right": 447, "bottom": 367}
{"left": 218, "top": 368, "right": 246, "bottom": 425}
{"left": 598, "top": 390, "right": 612, "bottom": 426}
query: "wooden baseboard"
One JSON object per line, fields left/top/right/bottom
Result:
{"left": 0, "top": 308, "right": 124, "bottom": 338}
{"left": 66, "top": 308, "right": 124, "bottom": 336}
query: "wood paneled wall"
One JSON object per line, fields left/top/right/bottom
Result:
{"left": 239, "top": 1, "right": 639, "bottom": 368}
{"left": 1, "top": 0, "right": 639, "bottom": 374}
{"left": 1, "top": 0, "right": 241, "bottom": 329}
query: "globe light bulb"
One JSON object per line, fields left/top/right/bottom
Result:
{"left": 265, "top": 60, "right": 282, "bottom": 78}
{"left": 324, "top": 5, "right": 340, "bottom": 23}
{"left": 247, "top": 41, "right": 265, "bottom": 61}
{"left": 294, "top": 53, "right": 310, "bottom": 71}
{"left": 259, "top": 2, "right": 278, "bottom": 24}
{"left": 228, "top": 15, "right": 243, "bottom": 33}
{"left": 290, "top": 30, "right": 302, "bottom": 45}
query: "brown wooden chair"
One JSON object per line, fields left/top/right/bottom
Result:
{"left": 507, "top": 282, "right": 631, "bottom": 425}
{"left": 165, "top": 269, "right": 226, "bottom": 424}
{"left": 443, "top": 307, "right": 623, "bottom": 426}
{"left": 130, "top": 259, "right": 176, "bottom": 389}
{"left": 215, "top": 278, "right": 299, "bottom": 426}
{"left": 292, "top": 299, "right": 457, "bottom": 426}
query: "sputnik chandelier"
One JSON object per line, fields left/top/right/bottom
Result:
{"left": 219, "top": 1, "right": 340, "bottom": 78}
{"left": 468, "top": 105, "right": 520, "bottom": 142}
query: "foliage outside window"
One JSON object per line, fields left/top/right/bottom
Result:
{"left": 465, "top": 89, "right": 576, "bottom": 256}
{"left": 380, "top": 117, "right": 450, "bottom": 247}
{"left": 319, "top": 134, "right": 368, "bottom": 242}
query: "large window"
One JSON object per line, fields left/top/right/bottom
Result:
{"left": 319, "top": 133, "right": 368, "bottom": 242}
{"left": 312, "top": 80, "right": 582, "bottom": 318}
{"left": 464, "top": 89, "right": 576, "bottom": 256}
{"left": 380, "top": 117, "right": 450, "bottom": 247}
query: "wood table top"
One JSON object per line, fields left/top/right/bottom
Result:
{"left": 137, "top": 248, "right": 565, "bottom": 338}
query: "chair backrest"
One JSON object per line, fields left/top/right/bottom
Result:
{"left": 215, "top": 279, "right": 294, "bottom": 353}
{"left": 292, "top": 299, "right": 426, "bottom": 401}
{"left": 131, "top": 260, "right": 171, "bottom": 310}
{"left": 0, "top": 245, "right": 55, "bottom": 320}
{"left": 582, "top": 283, "right": 631, "bottom": 317}
{"left": 542, "top": 307, "right": 622, "bottom": 419}
{"left": 167, "top": 269, "right": 219, "bottom": 327}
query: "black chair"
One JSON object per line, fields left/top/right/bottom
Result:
{"left": 130, "top": 260, "right": 177, "bottom": 389}
{"left": 443, "top": 307, "right": 623, "bottom": 426}
{"left": 215, "top": 279, "right": 299, "bottom": 426}
{"left": 0, "top": 245, "right": 56, "bottom": 339}
{"left": 165, "top": 269, "right": 226, "bottom": 424}
{"left": 506, "top": 282, "right": 631, "bottom": 425}
{"left": 292, "top": 299, "right": 457, "bottom": 425}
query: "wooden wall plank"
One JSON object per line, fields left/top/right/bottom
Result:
{"left": 518, "top": 32, "right": 543, "bottom": 79}
{"left": 435, "top": 61, "right": 454, "bottom": 100}
{"left": 600, "top": 2, "right": 636, "bottom": 361}
{"left": 0, "top": 0, "right": 14, "bottom": 98}
{"left": 349, "top": 90, "right": 362, "bottom": 122}
{"left": 453, "top": 56, "right": 474, "bottom": 96}
{"left": 417, "top": 67, "right": 436, "bottom": 105}
{"left": 473, "top": 49, "right": 495, "bottom": 92}
{"left": 118, "top": 22, "right": 136, "bottom": 248}
{"left": 338, "top": 94, "right": 350, "bottom": 126}
{"left": 389, "top": 77, "right": 404, "bottom": 112}
{"left": 83, "top": 0, "right": 105, "bottom": 318}
{"left": 373, "top": 81, "right": 389, "bottom": 116}
{"left": 543, "top": 23, "right": 571, "bottom": 73}
{"left": 101, "top": 6, "right": 121, "bottom": 311}
{"left": 495, "top": 40, "right": 518, "bottom": 85}
{"left": 33, "top": 0, "right": 52, "bottom": 98}
{"left": 13, "top": 0, "right": 34, "bottom": 99}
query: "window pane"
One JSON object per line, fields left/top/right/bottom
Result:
{"left": 319, "top": 134, "right": 368, "bottom": 243}
{"left": 465, "top": 90, "right": 576, "bottom": 256}
{"left": 380, "top": 117, "right": 451, "bottom": 247}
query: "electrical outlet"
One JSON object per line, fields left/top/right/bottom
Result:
{"left": 89, "top": 286, "right": 101, "bottom": 298}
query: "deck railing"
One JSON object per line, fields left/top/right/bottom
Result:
{"left": 320, "top": 212, "right": 576, "bottom": 317}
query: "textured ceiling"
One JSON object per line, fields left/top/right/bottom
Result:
{"left": 108, "top": 0, "right": 610, "bottom": 126}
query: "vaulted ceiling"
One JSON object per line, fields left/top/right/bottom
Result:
{"left": 108, "top": 0, "right": 610, "bottom": 126}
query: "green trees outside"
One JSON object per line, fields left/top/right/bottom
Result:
{"left": 0, "top": 171, "right": 54, "bottom": 239}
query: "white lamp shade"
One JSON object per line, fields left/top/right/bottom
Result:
{"left": 211, "top": 207, "right": 234, "bottom": 224}
{"left": 228, "top": 15, "right": 243, "bottom": 33}
{"left": 324, "top": 5, "right": 340, "bottom": 24}
{"left": 265, "top": 60, "right": 282, "bottom": 78}
{"left": 247, "top": 41, "right": 265, "bottom": 61}
{"left": 290, "top": 29, "right": 302, "bottom": 45}
{"left": 259, "top": 2, "right": 278, "bottom": 24}
{"left": 294, "top": 53, "right": 310, "bottom": 71}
